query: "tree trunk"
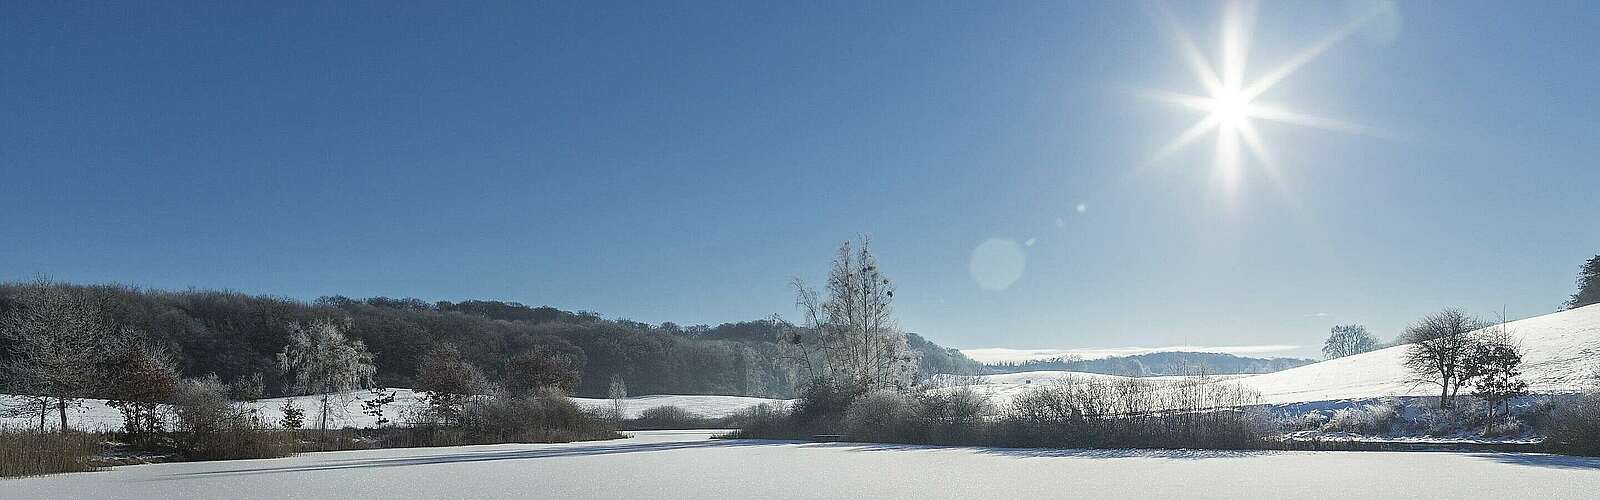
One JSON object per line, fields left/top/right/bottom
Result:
{"left": 38, "top": 400, "right": 47, "bottom": 434}
{"left": 57, "top": 397, "right": 69, "bottom": 433}
{"left": 1439, "top": 385, "right": 1450, "bottom": 409}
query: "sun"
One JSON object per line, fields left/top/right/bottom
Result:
{"left": 1208, "top": 88, "right": 1250, "bottom": 127}
{"left": 1144, "top": 0, "right": 1385, "bottom": 190}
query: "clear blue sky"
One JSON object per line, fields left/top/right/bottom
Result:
{"left": 3, "top": 1, "right": 1596, "bottom": 357}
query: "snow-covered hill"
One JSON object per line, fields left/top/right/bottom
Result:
{"left": 1235, "top": 303, "right": 1600, "bottom": 404}
{"left": 955, "top": 304, "right": 1600, "bottom": 407}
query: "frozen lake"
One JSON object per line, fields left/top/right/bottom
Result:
{"left": 6, "top": 430, "right": 1600, "bottom": 499}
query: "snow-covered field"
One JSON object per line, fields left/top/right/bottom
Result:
{"left": 7, "top": 304, "right": 1596, "bottom": 433}
{"left": 950, "top": 304, "right": 1600, "bottom": 408}
{"left": 6, "top": 429, "right": 1598, "bottom": 499}
{"left": 0, "top": 390, "right": 787, "bottom": 432}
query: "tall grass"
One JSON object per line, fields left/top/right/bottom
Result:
{"left": 0, "top": 430, "right": 101, "bottom": 477}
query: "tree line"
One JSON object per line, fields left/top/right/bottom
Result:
{"left": 0, "top": 280, "right": 979, "bottom": 404}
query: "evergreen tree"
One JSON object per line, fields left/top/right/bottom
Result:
{"left": 1462, "top": 327, "right": 1528, "bottom": 427}
{"left": 1566, "top": 254, "right": 1600, "bottom": 310}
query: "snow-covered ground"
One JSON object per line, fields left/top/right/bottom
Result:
{"left": 1, "top": 390, "right": 788, "bottom": 432}
{"left": 6, "top": 304, "right": 1595, "bottom": 433}
{"left": 1235, "top": 303, "right": 1600, "bottom": 404}
{"left": 6, "top": 429, "right": 1598, "bottom": 499}
{"left": 951, "top": 304, "right": 1600, "bottom": 408}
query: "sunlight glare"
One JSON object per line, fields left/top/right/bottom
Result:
{"left": 1144, "top": 0, "right": 1385, "bottom": 192}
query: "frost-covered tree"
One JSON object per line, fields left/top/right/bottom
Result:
{"left": 277, "top": 319, "right": 376, "bottom": 435}
{"left": 789, "top": 237, "right": 918, "bottom": 394}
{"left": 1565, "top": 254, "right": 1600, "bottom": 310}
{"left": 1402, "top": 309, "right": 1484, "bottom": 409}
{"left": 0, "top": 279, "right": 127, "bottom": 432}
{"left": 1322, "top": 324, "right": 1378, "bottom": 359}
{"left": 416, "top": 343, "right": 486, "bottom": 426}
{"left": 608, "top": 374, "right": 628, "bottom": 420}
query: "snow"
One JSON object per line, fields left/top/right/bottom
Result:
{"left": 1235, "top": 303, "right": 1600, "bottom": 404}
{"left": 953, "top": 304, "right": 1600, "bottom": 408}
{"left": 5, "top": 429, "right": 1598, "bottom": 499}
{"left": 1, "top": 390, "right": 788, "bottom": 432}
{"left": 6, "top": 304, "right": 1596, "bottom": 432}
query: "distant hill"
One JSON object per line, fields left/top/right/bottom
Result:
{"left": 981, "top": 351, "right": 1315, "bottom": 376}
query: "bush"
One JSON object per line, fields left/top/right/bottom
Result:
{"left": 625, "top": 405, "right": 718, "bottom": 430}
{"left": 995, "top": 375, "right": 1272, "bottom": 449}
{"left": 1548, "top": 393, "right": 1600, "bottom": 456}
{"left": 843, "top": 391, "right": 925, "bottom": 443}
{"left": 1321, "top": 403, "right": 1397, "bottom": 435}
{"left": 717, "top": 403, "right": 788, "bottom": 439}
{"left": 456, "top": 388, "right": 619, "bottom": 444}
{"left": 918, "top": 388, "right": 992, "bottom": 445}
{"left": 735, "top": 374, "right": 1271, "bottom": 450}
{"left": 787, "top": 380, "right": 864, "bottom": 434}
{"left": 170, "top": 376, "right": 294, "bottom": 461}
{"left": 0, "top": 429, "right": 100, "bottom": 477}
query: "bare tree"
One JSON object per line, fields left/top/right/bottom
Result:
{"left": 277, "top": 318, "right": 376, "bottom": 436}
{"left": 106, "top": 345, "right": 180, "bottom": 445}
{"left": 0, "top": 279, "right": 126, "bottom": 432}
{"left": 1321, "top": 324, "right": 1377, "bottom": 359}
{"left": 1401, "top": 308, "right": 1485, "bottom": 409}
{"left": 789, "top": 236, "right": 918, "bottom": 393}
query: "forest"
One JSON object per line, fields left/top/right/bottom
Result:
{"left": 0, "top": 282, "right": 981, "bottom": 400}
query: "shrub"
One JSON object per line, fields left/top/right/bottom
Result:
{"left": 170, "top": 376, "right": 294, "bottom": 461}
{"left": 457, "top": 388, "right": 619, "bottom": 444}
{"left": 917, "top": 388, "right": 992, "bottom": 444}
{"left": 1548, "top": 393, "right": 1600, "bottom": 456}
{"left": 1300, "top": 412, "right": 1331, "bottom": 430}
{"left": 627, "top": 405, "right": 713, "bottom": 430}
{"left": 842, "top": 390, "right": 925, "bottom": 443}
{"left": 718, "top": 403, "right": 788, "bottom": 439}
{"left": 1321, "top": 403, "right": 1397, "bottom": 435}
{"left": 786, "top": 380, "right": 864, "bottom": 434}
{"left": 0, "top": 429, "right": 100, "bottom": 477}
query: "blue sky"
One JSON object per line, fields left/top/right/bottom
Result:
{"left": 3, "top": 1, "right": 1597, "bottom": 358}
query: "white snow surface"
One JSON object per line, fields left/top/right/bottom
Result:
{"left": 944, "top": 304, "right": 1600, "bottom": 407}
{"left": 1, "top": 390, "right": 787, "bottom": 432}
{"left": 6, "top": 429, "right": 1599, "bottom": 499}
{"left": 1235, "top": 303, "right": 1600, "bottom": 404}
{"left": 5, "top": 304, "right": 1596, "bottom": 432}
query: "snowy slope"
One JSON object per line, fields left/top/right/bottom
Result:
{"left": 1235, "top": 303, "right": 1600, "bottom": 404}
{"left": 957, "top": 304, "right": 1600, "bottom": 407}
